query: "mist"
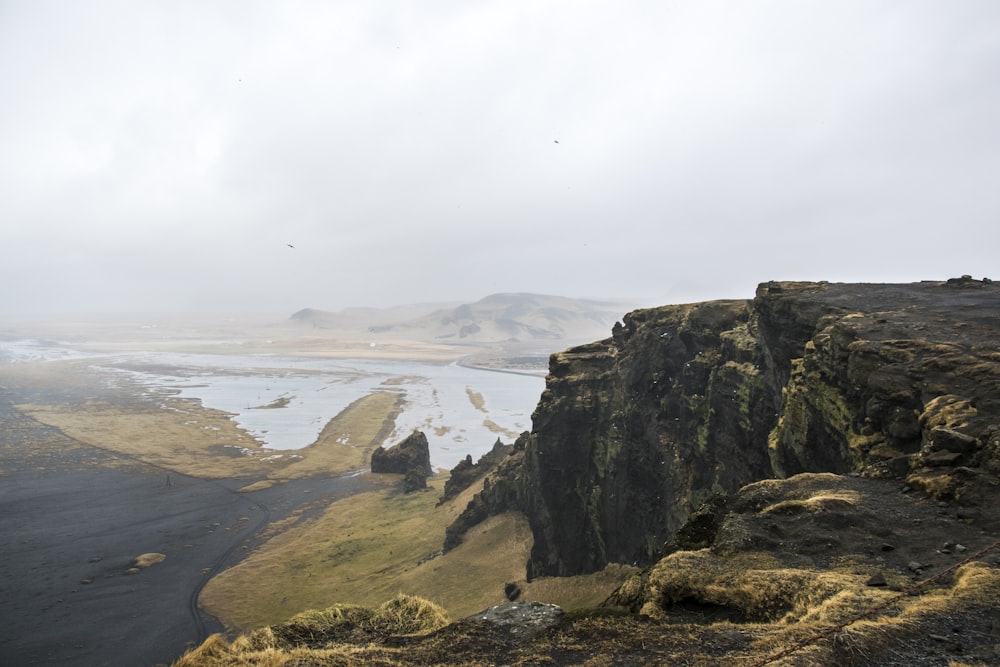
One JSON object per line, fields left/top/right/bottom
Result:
{"left": 2, "top": 1, "right": 998, "bottom": 316}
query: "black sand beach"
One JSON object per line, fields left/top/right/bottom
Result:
{"left": 0, "top": 394, "right": 378, "bottom": 666}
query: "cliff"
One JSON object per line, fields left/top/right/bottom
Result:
{"left": 175, "top": 278, "right": 1000, "bottom": 667}
{"left": 446, "top": 278, "right": 1000, "bottom": 578}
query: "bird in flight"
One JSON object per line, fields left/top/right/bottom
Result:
{"left": 287, "top": 243, "right": 295, "bottom": 249}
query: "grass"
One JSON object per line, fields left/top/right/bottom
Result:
{"left": 21, "top": 396, "right": 269, "bottom": 478}
{"left": 605, "top": 544, "right": 1000, "bottom": 667}
{"left": 200, "top": 481, "right": 447, "bottom": 629}
{"left": 272, "top": 390, "right": 404, "bottom": 479}
{"left": 200, "top": 474, "right": 534, "bottom": 629}
{"left": 521, "top": 563, "right": 639, "bottom": 612}
{"left": 481, "top": 418, "right": 520, "bottom": 439}
{"left": 465, "top": 387, "right": 487, "bottom": 412}
{"left": 253, "top": 396, "right": 292, "bottom": 409}
{"left": 133, "top": 552, "right": 167, "bottom": 569}
{"left": 172, "top": 594, "right": 451, "bottom": 667}
{"left": 180, "top": 557, "right": 1000, "bottom": 666}
{"left": 201, "top": 462, "right": 633, "bottom": 634}
{"left": 759, "top": 489, "right": 861, "bottom": 515}
{"left": 9, "top": 354, "right": 407, "bottom": 480}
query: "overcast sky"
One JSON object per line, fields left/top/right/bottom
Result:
{"left": 2, "top": 1, "right": 998, "bottom": 316}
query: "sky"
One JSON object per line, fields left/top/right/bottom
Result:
{"left": 2, "top": 1, "right": 998, "bottom": 316}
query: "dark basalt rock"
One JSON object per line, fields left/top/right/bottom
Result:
{"left": 466, "top": 601, "right": 564, "bottom": 640}
{"left": 445, "top": 280, "right": 1000, "bottom": 578}
{"left": 371, "top": 431, "right": 433, "bottom": 492}
{"left": 439, "top": 437, "right": 516, "bottom": 505}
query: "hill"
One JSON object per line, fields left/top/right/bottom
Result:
{"left": 290, "top": 293, "right": 634, "bottom": 346}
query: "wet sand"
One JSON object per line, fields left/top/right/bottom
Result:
{"left": 0, "top": 333, "right": 547, "bottom": 665}
{"left": 0, "top": 396, "right": 381, "bottom": 667}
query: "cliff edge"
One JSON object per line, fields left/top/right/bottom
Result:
{"left": 447, "top": 278, "right": 1000, "bottom": 578}
{"left": 175, "top": 278, "right": 1000, "bottom": 667}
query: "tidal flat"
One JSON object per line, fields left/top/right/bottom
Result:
{"left": 1, "top": 334, "right": 545, "bottom": 471}
{"left": 0, "top": 323, "right": 560, "bottom": 666}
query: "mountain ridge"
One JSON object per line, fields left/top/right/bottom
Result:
{"left": 289, "top": 292, "right": 636, "bottom": 345}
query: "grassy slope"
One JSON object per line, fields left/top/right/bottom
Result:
{"left": 200, "top": 476, "right": 526, "bottom": 628}
{"left": 201, "top": 473, "right": 634, "bottom": 631}
{"left": 5, "top": 355, "right": 634, "bottom": 649}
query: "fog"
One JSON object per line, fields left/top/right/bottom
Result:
{"left": 2, "top": 1, "right": 998, "bottom": 316}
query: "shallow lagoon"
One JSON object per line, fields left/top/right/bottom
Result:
{"left": 1, "top": 340, "right": 545, "bottom": 470}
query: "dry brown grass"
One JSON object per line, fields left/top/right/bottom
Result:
{"left": 759, "top": 489, "right": 861, "bottom": 515}
{"left": 608, "top": 544, "right": 1000, "bottom": 667}
{"left": 482, "top": 419, "right": 520, "bottom": 439}
{"left": 133, "top": 552, "right": 167, "bottom": 569}
{"left": 10, "top": 358, "right": 407, "bottom": 480}
{"left": 173, "top": 595, "right": 449, "bottom": 667}
{"left": 274, "top": 391, "right": 403, "bottom": 479}
{"left": 619, "top": 549, "right": 896, "bottom": 624}
{"left": 752, "top": 562, "right": 1000, "bottom": 666}
{"left": 200, "top": 473, "right": 535, "bottom": 630}
{"left": 180, "top": 564, "right": 1000, "bottom": 667}
{"left": 465, "top": 387, "right": 487, "bottom": 412}
{"left": 21, "top": 396, "right": 268, "bottom": 478}
{"left": 521, "top": 563, "right": 638, "bottom": 612}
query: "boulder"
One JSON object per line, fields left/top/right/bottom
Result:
{"left": 467, "top": 602, "right": 564, "bottom": 640}
{"left": 928, "top": 427, "right": 979, "bottom": 454}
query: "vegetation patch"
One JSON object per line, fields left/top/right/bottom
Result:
{"left": 465, "top": 387, "right": 487, "bottom": 412}
{"left": 482, "top": 418, "right": 519, "bottom": 439}
{"left": 274, "top": 390, "right": 404, "bottom": 479}
{"left": 129, "top": 552, "right": 166, "bottom": 573}
{"left": 173, "top": 594, "right": 449, "bottom": 666}
{"left": 20, "top": 397, "right": 269, "bottom": 478}
{"left": 200, "top": 476, "right": 535, "bottom": 630}
{"left": 252, "top": 396, "right": 292, "bottom": 409}
{"left": 521, "top": 563, "right": 638, "bottom": 612}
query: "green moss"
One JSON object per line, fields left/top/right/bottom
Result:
{"left": 685, "top": 393, "right": 712, "bottom": 452}
{"left": 591, "top": 422, "right": 625, "bottom": 475}
{"left": 730, "top": 361, "right": 761, "bottom": 433}
{"left": 770, "top": 351, "right": 861, "bottom": 472}
{"left": 805, "top": 378, "right": 852, "bottom": 435}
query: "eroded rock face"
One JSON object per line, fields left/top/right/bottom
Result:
{"left": 444, "top": 434, "right": 531, "bottom": 553}
{"left": 606, "top": 472, "right": 1000, "bottom": 640}
{"left": 446, "top": 280, "right": 1000, "bottom": 578}
{"left": 439, "top": 438, "right": 515, "bottom": 505}
{"left": 371, "top": 431, "right": 433, "bottom": 492}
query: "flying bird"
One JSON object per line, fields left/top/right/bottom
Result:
{"left": 287, "top": 243, "right": 295, "bottom": 249}
{"left": 554, "top": 140, "right": 559, "bottom": 144}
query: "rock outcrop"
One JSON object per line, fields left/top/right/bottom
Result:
{"left": 446, "top": 280, "right": 1000, "bottom": 578}
{"left": 439, "top": 438, "right": 515, "bottom": 505}
{"left": 371, "top": 431, "right": 433, "bottom": 492}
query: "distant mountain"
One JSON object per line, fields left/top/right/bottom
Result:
{"left": 288, "top": 301, "right": 461, "bottom": 332}
{"left": 290, "top": 294, "right": 634, "bottom": 344}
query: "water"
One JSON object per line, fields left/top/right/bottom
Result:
{"left": 1, "top": 341, "right": 545, "bottom": 470}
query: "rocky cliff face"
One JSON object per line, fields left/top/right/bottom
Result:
{"left": 371, "top": 431, "right": 433, "bottom": 492}
{"left": 446, "top": 279, "right": 1000, "bottom": 578}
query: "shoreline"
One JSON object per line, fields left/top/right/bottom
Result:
{"left": 0, "top": 396, "right": 384, "bottom": 667}
{"left": 0, "top": 336, "right": 554, "bottom": 666}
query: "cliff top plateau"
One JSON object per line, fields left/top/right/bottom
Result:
{"left": 176, "top": 278, "right": 1000, "bottom": 667}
